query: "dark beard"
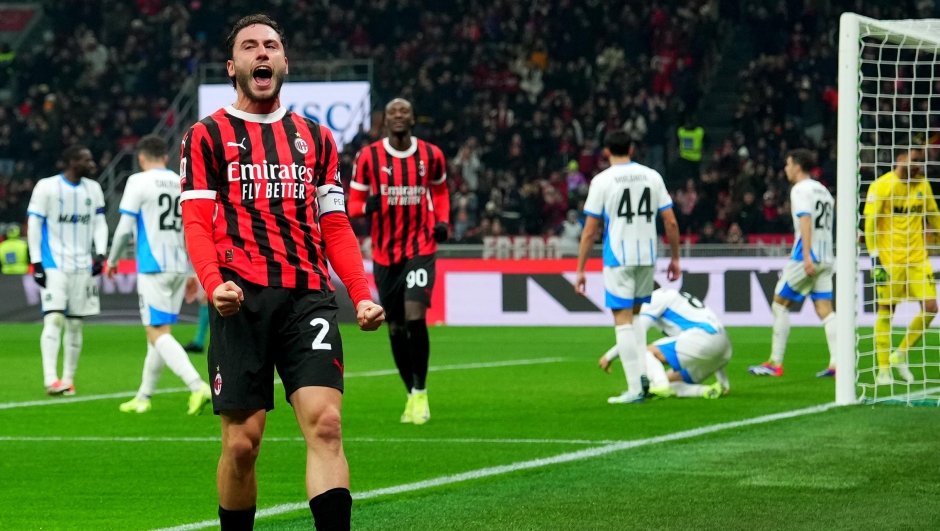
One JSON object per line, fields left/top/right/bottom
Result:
{"left": 235, "top": 67, "right": 286, "bottom": 102}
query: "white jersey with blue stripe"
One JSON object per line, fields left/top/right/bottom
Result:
{"left": 117, "top": 169, "right": 189, "bottom": 273}
{"left": 26, "top": 174, "right": 106, "bottom": 272}
{"left": 639, "top": 289, "right": 723, "bottom": 337}
{"left": 582, "top": 161, "right": 672, "bottom": 267}
{"left": 789, "top": 178, "right": 834, "bottom": 263}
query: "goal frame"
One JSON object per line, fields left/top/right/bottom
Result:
{"left": 835, "top": 13, "right": 940, "bottom": 405}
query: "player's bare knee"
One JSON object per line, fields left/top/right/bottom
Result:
{"left": 773, "top": 295, "right": 793, "bottom": 308}
{"left": 925, "top": 300, "right": 938, "bottom": 314}
{"left": 309, "top": 406, "right": 343, "bottom": 450}
{"left": 223, "top": 431, "right": 261, "bottom": 470}
{"left": 145, "top": 325, "right": 170, "bottom": 345}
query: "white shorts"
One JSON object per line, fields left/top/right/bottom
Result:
{"left": 654, "top": 328, "right": 732, "bottom": 384}
{"left": 41, "top": 269, "right": 100, "bottom": 317}
{"left": 775, "top": 261, "right": 834, "bottom": 303}
{"left": 138, "top": 272, "right": 188, "bottom": 326}
{"left": 603, "top": 265, "right": 654, "bottom": 309}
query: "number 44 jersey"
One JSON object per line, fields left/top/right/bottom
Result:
{"left": 117, "top": 168, "right": 189, "bottom": 273}
{"left": 789, "top": 178, "right": 834, "bottom": 264}
{"left": 582, "top": 162, "right": 672, "bottom": 267}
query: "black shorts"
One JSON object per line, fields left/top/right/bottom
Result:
{"left": 207, "top": 270, "right": 345, "bottom": 414}
{"left": 373, "top": 254, "right": 436, "bottom": 322}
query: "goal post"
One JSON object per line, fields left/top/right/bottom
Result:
{"left": 836, "top": 13, "right": 940, "bottom": 406}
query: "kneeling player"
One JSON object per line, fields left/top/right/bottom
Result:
{"left": 599, "top": 289, "right": 730, "bottom": 399}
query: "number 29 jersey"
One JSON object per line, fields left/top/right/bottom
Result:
{"left": 118, "top": 168, "right": 189, "bottom": 273}
{"left": 789, "top": 178, "right": 834, "bottom": 264}
{"left": 582, "top": 162, "right": 672, "bottom": 267}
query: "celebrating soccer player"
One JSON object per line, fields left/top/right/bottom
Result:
{"left": 749, "top": 149, "right": 837, "bottom": 378}
{"left": 26, "top": 145, "right": 106, "bottom": 396}
{"left": 180, "top": 15, "right": 384, "bottom": 531}
{"left": 864, "top": 148, "right": 939, "bottom": 384}
{"left": 348, "top": 98, "right": 450, "bottom": 424}
{"left": 599, "top": 289, "right": 731, "bottom": 399}
{"left": 107, "top": 135, "right": 212, "bottom": 415}
{"left": 575, "top": 130, "right": 681, "bottom": 404}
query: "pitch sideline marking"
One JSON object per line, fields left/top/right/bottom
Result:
{"left": 0, "top": 358, "right": 567, "bottom": 410}
{"left": 150, "top": 402, "right": 840, "bottom": 531}
{"left": 0, "top": 436, "right": 621, "bottom": 445}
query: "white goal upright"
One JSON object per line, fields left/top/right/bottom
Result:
{"left": 837, "top": 14, "right": 940, "bottom": 405}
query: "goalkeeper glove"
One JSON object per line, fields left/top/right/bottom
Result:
{"left": 364, "top": 195, "right": 382, "bottom": 215}
{"left": 92, "top": 254, "right": 106, "bottom": 277}
{"left": 432, "top": 222, "right": 450, "bottom": 243}
{"left": 32, "top": 262, "right": 46, "bottom": 288}
{"left": 872, "top": 256, "right": 889, "bottom": 283}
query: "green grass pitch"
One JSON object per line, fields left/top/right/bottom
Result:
{"left": 1, "top": 324, "right": 938, "bottom": 530}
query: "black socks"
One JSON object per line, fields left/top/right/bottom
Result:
{"left": 407, "top": 319, "right": 430, "bottom": 390}
{"left": 389, "top": 326, "right": 413, "bottom": 392}
{"left": 309, "top": 487, "right": 352, "bottom": 531}
{"left": 219, "top": 505, "right": 255, "bottom": 531}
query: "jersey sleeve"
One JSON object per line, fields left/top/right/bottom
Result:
{"left": 430, "top": 145, "right": 447, "bottom": 186}
{"left": 118, "top": 177, "right": 141, "bottom": 217}
{"left": 653, "top": 172, "right": 672, "bottom": 212}
{"left": 316, "top": 126, "right": 345, "bottom": 219}
{"left": 93, "top": 181, "right": 106, "bottom": 215}
{"left": 349, "top": 148, "right": 372, "bottom": 192}
{"left": 582, "top": 178, "right": 605, "bottom": 218}
{"left": 180, "top": 123, "right": 219, "bottom": 202}
{"left": 791, "top": 184, "right": 812, "bottom": 217}
{"left": 26, "top": 180, "right": 49, "bottom": 219}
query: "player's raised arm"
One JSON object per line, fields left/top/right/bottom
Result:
{"left": 317, "top": 128, "right": 384, "bottom": 331}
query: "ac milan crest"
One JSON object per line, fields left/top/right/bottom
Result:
{"left": 294, "top": 138, "right": 309, "bottom": 154}
{"left": 213, "top": 372, "right": 223, "bottom": 396}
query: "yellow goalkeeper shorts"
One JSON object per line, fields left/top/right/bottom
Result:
{"left": 876, "top": 262, "right": 938, "bottom": 305}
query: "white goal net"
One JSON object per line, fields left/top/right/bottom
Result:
{"left": 837, "top": 14, "right": 940, "bottom": 405}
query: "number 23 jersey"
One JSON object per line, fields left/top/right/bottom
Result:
{"left": 582, "top": 162, "right": 672, "bottom": 267}
{"left": 118, "top": 168, "right": 189, "bottom": 273}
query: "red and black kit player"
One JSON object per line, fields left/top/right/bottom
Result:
{"left": 348, "top": 98, "right": 450, "bottom": 425}
{"left": 180, "top": 15, "right": 384, "bottom": 531}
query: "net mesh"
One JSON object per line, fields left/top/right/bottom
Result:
{"left": 855, "top": 18, "right": 940, "bottom": 405}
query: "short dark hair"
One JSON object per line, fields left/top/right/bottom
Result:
{"left": 226, "top": 14, "right": 286, "bottom": 59}
{"left": 786, "top": 148, "right": 816, "bottom": 172}
{"left": 605, "top": 130, "right": 633, "bottom": 157}
{"left": 62, "top": 144, "right": 89, "bottom": 164}
{"left": 136, "top": 135, "right": 168, "bottom": 160}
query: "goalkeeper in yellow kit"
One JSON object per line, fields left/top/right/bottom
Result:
{"left": 865, "top": 148, "right": 939, "bottom": 384}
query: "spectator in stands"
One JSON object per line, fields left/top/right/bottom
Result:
{"left": 735, "top": 191, "right": 764, "bottom": 235}
{"left": 697, "top": 222, "right": 723, "bottom": 244}
{"left": 558, "top": 209, "right": 583, "bottom": 257}
{"left": 675, "top": 114, "right": 704, "bottom": 187}
{"left": 451, "top": 182, "right": 479, "bottom": 242}
{"left": 725, "top": 222, "right": 748, "bottom": 245}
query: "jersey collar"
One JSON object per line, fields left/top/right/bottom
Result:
{"left": 225, "top": 105, "right": 287, "bottom": 123}
{"left": 383, "top": 137, "right": 418, "bottom": 158}
{"left": 59, "top": 174, "right": 81, "bottom": 187}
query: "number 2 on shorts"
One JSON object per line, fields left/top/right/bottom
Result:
{"left": 310, "top": 317, "right": 332, "bottom": 351}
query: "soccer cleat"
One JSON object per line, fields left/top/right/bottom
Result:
{"left": 748, "top": 362, "right": 783, "bottom": 377}
{"left": 45, "top": 380, "right": 69, "bottom": 396}
{"left": 412, "top": 390, "right": 430, "bottom": 425}
{"left": 816, "top": 367, "right": 836, "bottom": 378}
{"left": 703, "top": 381, "right": 723, "bottom": 399}
{"left": 607, "top": 391, "right": 645, "bottom": 404}
{"left": 400, "top": 394, "right": 415, "bottom": 423}
{"left": 187, "top": 383, "right": 212, "bottom": 416}
{"left": 890, "top": 351, "right": 915, "bottom": 383}
{"left": 876, "top": 369, "right": 893, "bottom": 385}
{"left": 648, "top": 386, "right": 677, "bottom": 399}
{"left": 119, "top": 398, "right": 152, "bottom": 413}
{"left": 183, "top": 342, "right": 205, "bottom": 354}
{"left": 640, "top": 375, "right": 650, "bottom": 397}
{"left": 62, "top": 383, "right": 76, "bottom": 396}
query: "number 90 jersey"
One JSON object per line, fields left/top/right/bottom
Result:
{"left": 118, "top": 168, "right": 189, "bottom": 273}
{"left": 583, "top": 162, "right": 672, "bottom": 267}
{"left": 789, "top": 178, "right": 834, "bottom": 264}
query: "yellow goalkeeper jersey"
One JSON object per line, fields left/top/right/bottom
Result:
{"left": 864, "top": 171, "right": 940, "bottom": 266}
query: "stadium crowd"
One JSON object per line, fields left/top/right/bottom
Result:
{"left": 1, "top": 0, "right": 936, "bottom": 245}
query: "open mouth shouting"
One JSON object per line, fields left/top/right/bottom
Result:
{"left": 253, "top": 65, "right": 274, "bottom": 88}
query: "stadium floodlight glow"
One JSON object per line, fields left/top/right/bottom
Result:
{"left": 837, "top": 13, "right": 940, "bottom": 406}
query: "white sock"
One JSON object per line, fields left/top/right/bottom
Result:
{"left": 603, "top": 346, "right": 619, "bottom": 362}
{"left": 61, "top": 318, "right": 83, "bottom": 386}
{"left": 671, "top": 381, "right": 712, "bottom": 398}
{"left": 40, "top": 313, "right": 64, "bottom": 386}
{"left": 634, "top": 319, "right": 648, "bottom": 382}
{"left": 644, "top": 350, "right": 670, "bottom": 388}
{"left": 153, "top": 334, "right": 204, "bottom": 392}
{"left": 770, "top": 302, "right": 791, "bottom": 366}
{"left": 615, "top": 324, "right": 641, "bottom": 394}
{"left": 136, "top": 343, "right": 165, "bottom": 401}
{"left": 822, "top": 312, "right": 837, "bottom": 367}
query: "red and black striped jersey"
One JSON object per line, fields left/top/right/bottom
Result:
{"left": 179, "top": 106, "right": 346, "bottom": 290}
{"left": 350, "top": 137, "right": 447, "bottom": 266}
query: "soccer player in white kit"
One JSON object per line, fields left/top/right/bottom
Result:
{"left": 599, "top": 289, "right": 731, "bottom": 399}
{"left": 576, "top": 130, "right": 681, "bottom": 404}
{"left": 106, "top": 135, "right": 212, "bottom": 415}
{"left": 26, "top": 146, "right": 107, "bottom": 395}
{"left": 749, "top": 149, "right": 837, "bottom": 377}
